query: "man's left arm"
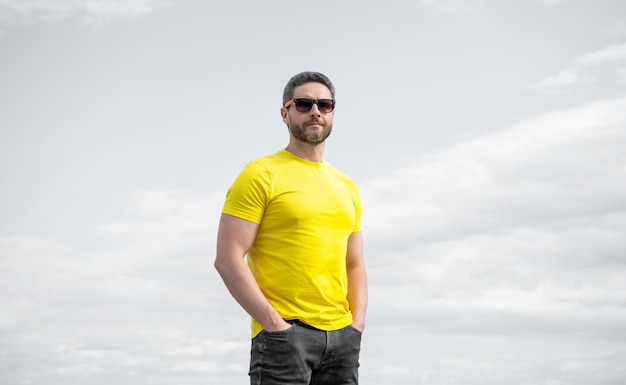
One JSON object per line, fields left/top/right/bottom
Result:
{"left": 346, "top": 231, "right": 368, "bottom": 332}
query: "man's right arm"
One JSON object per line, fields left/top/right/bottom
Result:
{"left": 214, "top": 213, "right": 290, "bottom": 332}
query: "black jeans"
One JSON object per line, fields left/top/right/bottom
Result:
{"left": 249, "top": 320, "right": 362, "bottom": 385}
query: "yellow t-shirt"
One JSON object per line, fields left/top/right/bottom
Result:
{"left": 222, "top": 150, "right": 362, "bottom": 337}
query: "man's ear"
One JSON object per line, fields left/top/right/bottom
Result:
{"left": 280, "top": 107, "right": 289, "bottom": 124}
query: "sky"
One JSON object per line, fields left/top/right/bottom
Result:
{"left": 1, "top": 0, "right": 625, "bottom": 384}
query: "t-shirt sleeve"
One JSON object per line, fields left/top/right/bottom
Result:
{"left": 352, "top": 185, "right": 362, "bottom": 233}
{"left": 222, "top": 161, "right": 271, "bottom": 224}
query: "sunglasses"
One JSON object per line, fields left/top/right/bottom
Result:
{"left": 284, "top": 98, "right": 336, "bottom": 113}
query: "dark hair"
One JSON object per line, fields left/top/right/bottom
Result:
{"left": 282, "top": 71, "right": 336, "bottom": 106}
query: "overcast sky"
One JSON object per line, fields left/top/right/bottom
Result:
{"left": 1, "top": 0, "right": 626, "bottom": 384}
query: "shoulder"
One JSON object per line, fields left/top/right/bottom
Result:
{"left": 245, "top": 150, "right": 291, "bottom": 171}
{"left": 324, "top": 161, "right": 358, "bottom": 188}
{"left": 236, "top": 151, "right": 286, "bottom": 179}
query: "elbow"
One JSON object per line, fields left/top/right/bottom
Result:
{"left": 214, "top": 254, "right": 227, "bottom": 276}
{"left": 214, "top": 252, "right": 238, "bottom": 278}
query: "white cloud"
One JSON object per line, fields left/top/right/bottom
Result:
{"left": 0, "top": 235, "right": 71, "bottom": 254}
{"left": 362, "top": 96, "right": 626, "bottom": 337}
{"left": 528, "top": 68, "right": 595, "bottom": 93}
{"left": 95, "top": 190, "right": 221, "bottom": 254}
{"left": 415, "top": 0, "right": 476, "bottom": 13}
{"left": 364, "top": 96, "right": 626, "bottom": 242}
{"left": 529, "top": 43, "right": 626, "bottom": 93}
{"left": 0, "top": 189, "right": 240, "bottom": 385}
{"left": 0, "top": 0, "right": 171, "bottom": 26}
{"left": 359, "top": 98, "right": 626, "bottom": 384}
{"left": 575, "top": 42, "right": 626, "bottom": 66}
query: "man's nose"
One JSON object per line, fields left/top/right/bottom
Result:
{"left": 309, "top": 103, "right": 322, "bottom": 115}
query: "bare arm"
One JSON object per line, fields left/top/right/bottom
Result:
{"left": 346, "top": 231, "right": 368, "bottom": 332}
{"left": 214, "top": 213, "right": 290, "bottom": 332}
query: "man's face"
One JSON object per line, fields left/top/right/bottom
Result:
{"left": 281, "top": 82, "right": 334, "bottom": 145}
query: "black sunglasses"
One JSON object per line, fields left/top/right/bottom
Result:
{"left": 284, "top": 98, "right": 336, "bottom": 113}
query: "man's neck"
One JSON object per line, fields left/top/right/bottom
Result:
{"left": 285, "top": 140, "right": 325, "bottom": 163}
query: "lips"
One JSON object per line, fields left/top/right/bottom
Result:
{"left": 305, "top": 120, "right": 323, "bottom": 127}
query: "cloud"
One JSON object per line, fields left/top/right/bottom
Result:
{"left": 415, "top": 0, "right": 476, "bottom": 13}
{"left": 0, "top": 0, "right": 172, "bottom": 26}
{"left": 361, "top": 95, "right": 626, "bottom": 337}
{"left": 528, "top": 68, "right": 595, "bottom": 94}
{"left": 0, "top": 189, "right": 248, "bottom": 384}
{"left": 363, "top": 96, "right": 626, "bottom": 243}
{"left": 574, "top": 42, "right": 626, "bottom": 66}
{"left": 357, "top": 96, "right": 626, "bottom": 384}
{"left": 529, "top": 43, "right": 626, "bottom": 94}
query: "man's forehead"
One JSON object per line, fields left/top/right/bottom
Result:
{"left": 293, "top": 82, "right": 332, "bottom": 97}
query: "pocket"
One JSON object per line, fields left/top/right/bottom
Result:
{"left": 261, "top": 323, "right": 295, "bottom": 336}
{"left": 259, "top": 323, "right": 299, "bottom": 360}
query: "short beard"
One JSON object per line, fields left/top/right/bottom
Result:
{"left": 288, "top": 120, "right": 333, "bottom": 145}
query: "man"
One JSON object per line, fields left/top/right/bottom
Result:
{"left": 214, "top": 71, "right": 367, "bottom": 385}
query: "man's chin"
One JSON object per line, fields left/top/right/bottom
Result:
{"left": 304, "top": 133, "right": 331, "bottom": 145}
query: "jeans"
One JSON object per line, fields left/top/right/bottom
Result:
{"left": 249, "top": 320, "right": 362, "bottom": 385}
